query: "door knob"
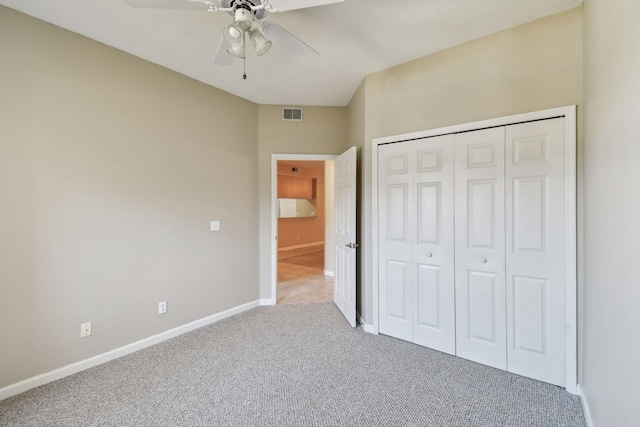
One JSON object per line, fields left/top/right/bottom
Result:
{"left": 481, "top": 258, "right": 487, "bottom": 263}
{"left": 345, "top": 243, "right": 359, "bottom": 249}
{"left": 427, "top": 252, "right": 433, "bottom": 258}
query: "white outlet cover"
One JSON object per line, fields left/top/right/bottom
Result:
{"left": 80, "top": 322, "right": 92, "bottom": 337}
{"left": 158, "top": 301, "right": 167, "bottom": 314}
{"left": 210, "top": 221, "right": 221, "bottom": 231}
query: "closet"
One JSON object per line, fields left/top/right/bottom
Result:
{"left": 378, "top": 116, "right": 570, "bottom": 387}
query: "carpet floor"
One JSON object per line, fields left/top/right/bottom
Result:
{"left": 0, "top": 303, "right": 586, "bottom": 426}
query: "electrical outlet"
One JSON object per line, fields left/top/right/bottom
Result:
{"left": 80, "top": 322, "right": 92, "bottom": 338}
{"left": 158, "top": 301, "right": 167, "bottom": 314}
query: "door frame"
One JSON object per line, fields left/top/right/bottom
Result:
{"left": 371, "top": 106, "right": 577, "bottom": 393}
{"left": 269, "top": 153, "right": 338, "bottom": 304}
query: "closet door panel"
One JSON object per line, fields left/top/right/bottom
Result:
{"left": 413, "top": 136, "right": 455, "bottom": 355}
{"left": 417, "top": 264, "right": 441, "bottom": 327}
{"left": 417, "top": 183, "right": 440, "bottom": 243}
{"left": 505, "top": 118, "right": 566, "bottom": 386}
{"left": 467, "top": 180, "right": 497, "bottom": 248}
{"left": 455, "top": 128, "right": 507, "bottom": 370}
{"left": 386, "top": 260, "right": 409, "bottom": 320}
{"left": 378, "top": 136, "right": 455, "bottom": 353}
{"left": 467, "top": 271, "right": 499, "bottom": 343}
{"left": 378, "top": 144, "right": 414, "bottom": 341}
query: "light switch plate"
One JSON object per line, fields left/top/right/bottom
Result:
{"left": 210, "top": 221, "right": 221, "bottom": 231}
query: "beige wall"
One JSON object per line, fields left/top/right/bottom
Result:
{"left": 277, "top": 163, "right": 325, "bottom": 248}
{"left": 257, "top": 105, "right": 349, "bottom": 300}
{"left": 582, "top": 0, "right": 640, "bottom": 425}
{"left": 353, "top": 8, "right": 583, "bottom": 325}
{"left": 0, "top": 6, "right": 259, "bottom": 388}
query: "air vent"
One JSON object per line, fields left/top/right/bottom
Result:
{"left": 283, "top": 108, "right": 303, "bottom": 121}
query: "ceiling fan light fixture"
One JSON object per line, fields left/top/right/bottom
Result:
{"left": 225, "top": 25, "right": 241, "bottom": 40}
{"left": 223, "top": 24, "right": 245, "bottom": 59}
{"left": 227, "top": 43, "right": 246, "bottom": 59}
{"left": 223, "top": 24, "right": 244, "bottom": 43}
{"left": 248, "top": 28, "right": 272, "bottom": 56}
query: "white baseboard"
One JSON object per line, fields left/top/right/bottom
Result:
{"left": 357, "top": 313, "right": 376, "bottom": 334}
{"left": 362, "top": 323, "right": 376, "bottom": 333}
{"left": 0, "top": 300, "right": 260, "bottom": 401}
{"left": 278, "top": 242, "right": 323, "bottom": 252}
{"left": 577, "top": 384, "right": 594, "bottom": 427}
{"left": 260, "top": 298, "right": 276, "bottom": 306}
{"left": 324, "top": 270, "right": 334, "bottom": 277}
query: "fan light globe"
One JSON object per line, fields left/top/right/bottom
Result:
{"left": 248, "top": 29, "right": 272, "bottom": 56}
{"left": 227, "top": 43, "right": 245, "bottom": 59}
{"left": 223, "top": 24, "right": 244, "bottom": 44}
{"left": 223, "top": 24, "right": 245, "bottom": 59}
{"left": 227, "top": 26, "right": 241, "bottom": 39}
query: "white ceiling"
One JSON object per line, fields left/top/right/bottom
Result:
{"left": 0, "top": 0, "right": 582, "bottom": 107}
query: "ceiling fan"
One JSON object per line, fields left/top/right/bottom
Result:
{"left": 124, "top": 0, "right": 342, "bottom": 67}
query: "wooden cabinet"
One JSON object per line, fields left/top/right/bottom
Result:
{"left": 278, "top": 175, "right": 316, "bottom": 199}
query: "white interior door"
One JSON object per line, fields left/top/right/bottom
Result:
{"left": 333, "top": 146, "right": 357, "bottom": 327}
{"left": 454, "top": 127, "right": 507, "bottom": 370}
{"left": 505, "top": 118, "right": 566, "bottom": 386}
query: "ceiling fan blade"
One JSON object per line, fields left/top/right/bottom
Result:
{"left": 214, "top": 37, "right": 234, "bottom": 65}
{"left": 124, "top": 0, "right": 218, "bottom": 12}
{"left": 261, "top": 21, "right": 318, "bottom": 62}
{"left": 267, "top": 0, "right": 343, "bottom": 12}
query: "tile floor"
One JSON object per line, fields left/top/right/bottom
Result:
{"left": 277, "top": 249, "right": 333, "bottom": 305}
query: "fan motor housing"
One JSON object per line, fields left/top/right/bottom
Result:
{"left": 223, "top": 0, "right": 267, "bottom": 20}
{"left": 234, "top": 8, "right": 252, "bottom": 21}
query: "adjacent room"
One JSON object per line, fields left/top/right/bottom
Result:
{"left": 276, "top": 159, "right": 333, "bottom": 305}
{"left": 1, "top": 0, "right": 639, "bottom": 426}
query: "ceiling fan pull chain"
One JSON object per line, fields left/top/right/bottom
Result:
{"left": 243, "top": 55, "right": 247, "bottom": 80}
{"left": 241, "top": 29, "right": 247, "bottom": 80}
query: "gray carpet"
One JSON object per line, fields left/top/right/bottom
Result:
{"left": 0, "top": 303, "right": 585, "bottom": 426}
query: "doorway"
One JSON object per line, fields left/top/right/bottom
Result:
{"left": 271, "top": 155, "right": 336, "bottom": 305}
{"left": 276, "top": 159, "right": 332, "bottom": 304}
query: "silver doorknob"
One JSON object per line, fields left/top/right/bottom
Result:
{"left": 481, "top": 258, "right": 487, "bottom": 263}
{"left": 345, "top": 243, "right": 359, "bottom": 249}
{"left": 427, "top": 252, "right": 433, "bottom": 258}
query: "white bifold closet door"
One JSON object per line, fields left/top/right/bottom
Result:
{"left": 454, "top": 118, "right": 566, "bottom": 386}
{"left": 504, "top": 118, "right": 566, "bottom": 386}
{"left": 454, "top": 127, "right": 507, "bottom": 370}
{"left": 377, "top": 116, "right": 568, "bottom": 388}
{"left": 378, "top": 135, "right": 456, "bottom": 355}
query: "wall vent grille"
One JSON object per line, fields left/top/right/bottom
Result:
{"left": 283, "top": 108, "right": 303, "bottom": 121}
